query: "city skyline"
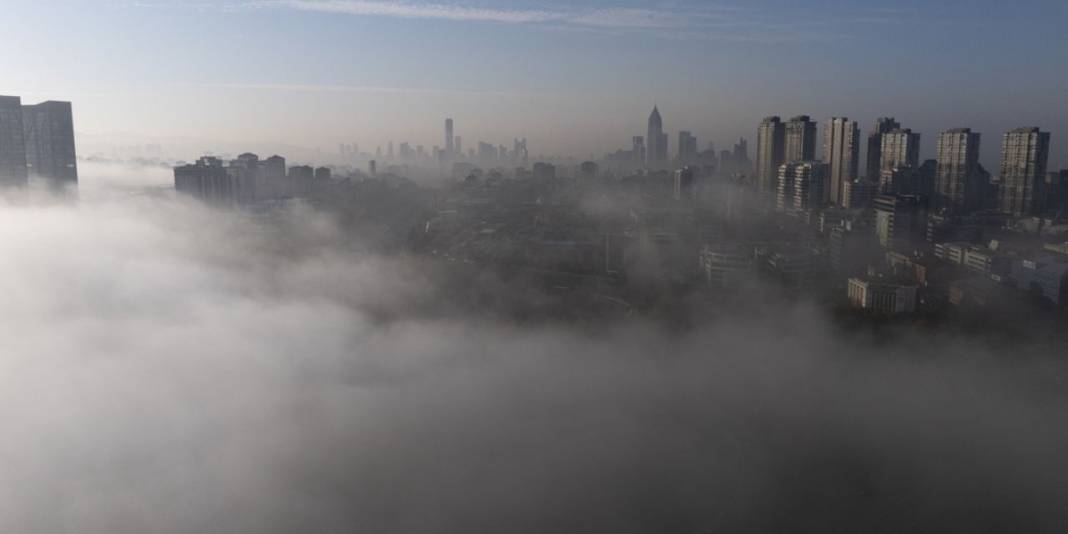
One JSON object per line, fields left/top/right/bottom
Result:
{"left": 6, "top": 3, "right": 1068, "bottom": 531}
{"left": 3, "top": 0, "right": 1065, "bottom": 168}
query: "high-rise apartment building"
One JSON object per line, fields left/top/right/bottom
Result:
{"left": 0, "top": 95, "right": 28, "bottom": 187}
{"left": 632, "top": 136, "right": 646, "bottom": 165}
{"left": 880, "top": 129, "right": 921, "bottom": 172}
{"left": 998, "top": 127, "right": 1050, "bottom": 216}
{"left": 22, "top": 101, "right": 78, "bottom": 187}
{"left": 677, "top": 131, "right": 697, "bottom": 164}
{"left": 866, "top": 117, "right": 900, "bottom": 181}
{"left": 784, "top": 115, "right": 817, "bottom": 163}
{"left": 445, "top": 118, "right": 454, "bottom": 157}
{"left": 936, "top": 128, "right": 982, "bottom": 213}
{"left": 823, "top": 117, "right": 859, "bottom": 206}
{"left": 756, "top": 116, "right": 785, "bottom": 194}
{"left": 176, "top": 157, "right": 242, "bottom": 204}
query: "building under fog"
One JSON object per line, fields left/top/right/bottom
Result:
{"left": 0, "top": 96, "right": 28, "bottom": 187}
{"left": 22, "top": 100, "right": 78, "bottom": 187}
{"left": 848, "top": 277, "right": 918, "bottom": 314}
{"left": 777, "top": 161, "right": 829, "bottom": 214}
{"left": 175, "top": 157, "right": 242, "bottom": 204}
{"left": 874, "top": 194, "right": 927, "bottom": 250}
{"left": 0, "top": 95, "right": 78, "bottom": 189}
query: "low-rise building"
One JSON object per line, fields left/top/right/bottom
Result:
{"left": 1010, "top": 255, "right": 1068, "bottom": 306}
{"left": 699, "top": 244, "right": 754, "bottom": 288}
{"left": 847, "top": 276, "right": 918, "bottom": 314}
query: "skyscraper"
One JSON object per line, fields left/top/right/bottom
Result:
{"left": 22, "top": 100, "right": 78, "bottom": 188}
{"left": 998, "top": 127, "right": 1050, "bottom": 216}
{"left": 632, "top": 136, "right": 646, "bottom": 165}
{"left": 866, "top": 117, "right": 900, "bottom": 180}
{"left": 646, "top": 106, "right": 667, "bottom": 169}
{"left": 784, "top": 115, "right": 817, "bottom": 163}
{"left": 677, "top": 131, "right": 697, "bottom": 164}
{"left": 756, "top": 116, "right": 785, "bottom": 194}
{"left": 880, "top": 129, "right": 921, "bottom": 172}
{"left": 823, "top": 117, "right": 859, "bottom": 206}
{"left": 0, "top": 95, "right": 28, "bottom": 187}
{"left": 936, "top": 128, "right": 982, "bottom": 213}
{"left": 732, "top": 138, "right": 751, "bottom": 172}
{"left": 445, "top": 118, "right": 454, "bottom": 157}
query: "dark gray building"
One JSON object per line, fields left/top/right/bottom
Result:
{"left": 756, "top": 116, "right": 785, "bottom": 195}
{"left": 0, "top": 95, "right": 28, "bottom": 187}
{"left": 880, "top": 128, "right": 921, "bottom": 173}
{"left": 22, "top": 100, "right": 78, "bottom": 188}
{"left": 784, "top": 115, "right": 817, "bottom": 163}
{"left": 998, "top": 127, "right": 1050, "bottom": 216}
{"left": 936, "top": 128, "right": 982, "bottom": 213}
{"left": 646, "top": 106, "right": 667, "bottom": 169}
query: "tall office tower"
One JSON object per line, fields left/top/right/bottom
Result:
{"left": 998, "top": 127, "right": 1050, "bottom": 216}
{"left": 777, "top": 161, "right": 829, "bottom": 213}
{"left": 677, "top": 131, "right": 697, "bottom": 163}
{"left": 513, "top": 138, "right": 528, "bottom": 163}
{"left": 445, "top": 118, "right": 454, "bottom": 157}
{"left": 756, "top": 116, "right": 785, "bottom": 194}
{"left": 823, "top": 117, "right": 859, "bottom": 206}
{"left": 874, "top": 194, "right": 927, "bottom": 250}
{"left": 22, "top": 100, "right": 78, "bottom": 188}
{"left": 784, "top": 115, "right": 817, "bottom": 163}
{"left": 454, "top": 136, "right": 462, "bottom": 157}
{"left": 632, "top": 136, "right": 646, "bottom": 165}
{"left": 880, "top": 128, "right": 920, "bottom": 173}
{"left": 733, "top": 138, "right": 751, "bottom": 171}
{"left": 936, "top": 128, "right": 982, "bottom": 213}
{"left": 866, "top": 117, "right": 900, "bottom": 180}
{"left": 0, "top": 95, "right": 28, "bottom": 187}
{"left": 646, "top": 106, "right": 667, "bottom": 168}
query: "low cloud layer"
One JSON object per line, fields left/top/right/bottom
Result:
{"left": 1, "top": 164, "right": 1067, "bottom": 533}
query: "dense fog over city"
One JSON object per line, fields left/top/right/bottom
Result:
{"left": 0, "top": 163, "right": 1065, "bottom": 532}
{"left": 3, "top": 0, "right": 1068, "bottom": 531}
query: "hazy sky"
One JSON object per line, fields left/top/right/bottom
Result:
{"left": 4, "top": 0, "right": 1067, "bottom": 166}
